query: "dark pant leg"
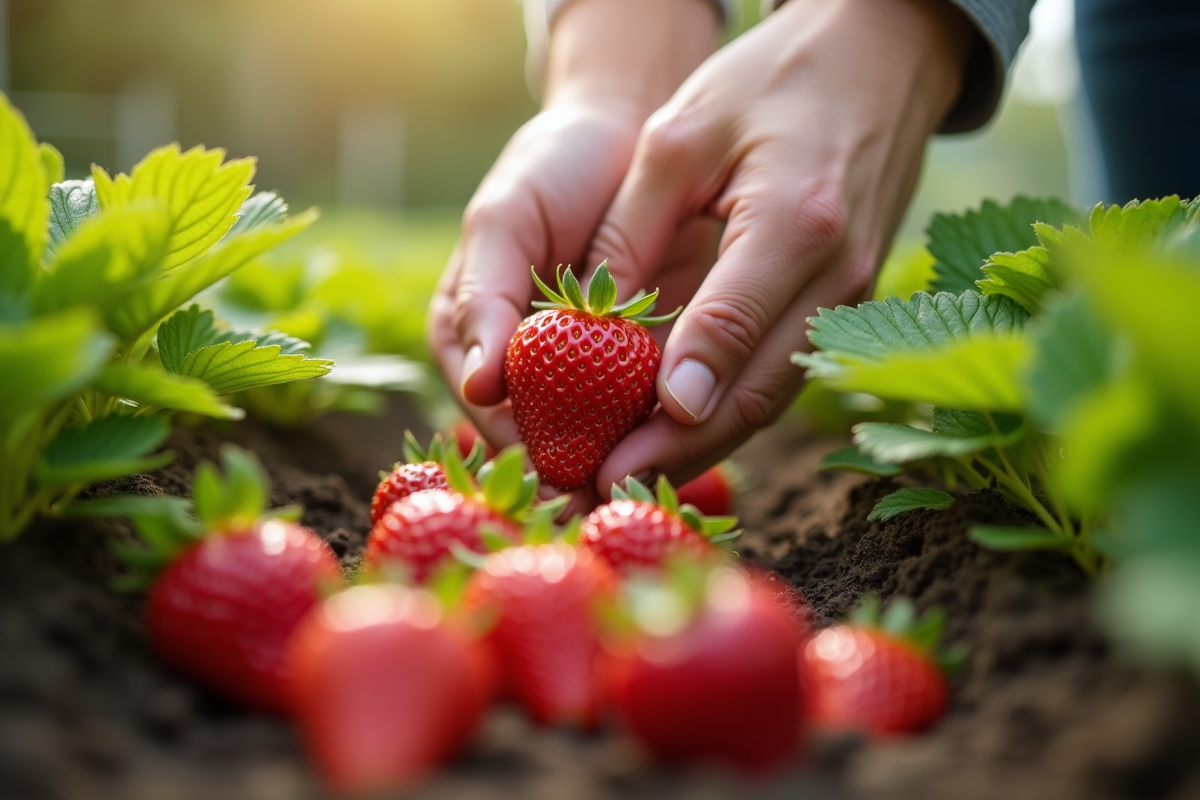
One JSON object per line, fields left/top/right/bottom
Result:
{"left": 1075, "top": 0, "right": 1200, "bottom": 203}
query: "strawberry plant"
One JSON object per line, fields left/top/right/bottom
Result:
{"left": 0, "top": 95, "right": 331, "bottom": 541}
{"left": 505, "top": 261, "right": 680, "bottom": 492}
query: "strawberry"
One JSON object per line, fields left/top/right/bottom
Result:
{"left": 602, "top": 564, "right": 805, "bottom": 771}
{"left": 104, "top": 446, "right": 340, "bottom": 714}
{"left": 366, "top": 444, "right": 536, "bottom": 582}
{"left": 801, "top": 595, "right": 962, "bottom": 736}
{"left": 450, "top": 419, "right": 496, "bottom": 461}
{"left": 370, "top": 431, "right": 485, "bottom": 527}
{"left": 580, "top": 475, "right": 740, "bottom": 575}
{"left": 465, "top": 541, "right": 617, "bottom": 727}
{"left": 288, "top": 583, "right": 490, "bottom": 794}
{"left": 676, "top": 462, "right": 738, "bottom": 517}
{"left": 504, "top": 262, "right": 680, "bottom": 492}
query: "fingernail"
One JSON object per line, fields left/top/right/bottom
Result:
{"left": 664, "top": 359, "right": 715, "bottom": 420}
{"left": 629, "top": 470, "right": 655, "bottom": 486}
{"left": 460, "top": 344, "right": 484, "bottom": 396}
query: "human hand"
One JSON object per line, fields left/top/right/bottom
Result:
{"left": 427, "top": 0, "right": 720, "bottom": 465}
{"left": 585, "top": 0, "right": 974, "bottom": 494}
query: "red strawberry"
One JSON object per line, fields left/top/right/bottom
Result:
{"left": 289, "top": 584, "right": 490, "bottom": 794}
{"left": 465, "top": 542, "right": 617, "bottom": 727}
{"left": 801, "top": 596, "right": 959, "bottom": 736}
{"left": 580, "top": 475, "right": 739, "bottom": 575}
{"left": 109, "top": 447, "right": 340, "bottom": 714}
{"left": 676, "top": 462, "right": 737, "bottom": 517}
{"left": 370, "top": 431, "right": 486, "bottom": 527}
{"left": 450, "top": 419, "right": 496, "bottom": 461}
{"left": 366, "top": 444, "right": 534, "bottom": 582}
{"left": 504, "top": 262, "right": 680, "bottom": 492}
{"left": 603, "top": 565, "right": 804, "bottom": 770}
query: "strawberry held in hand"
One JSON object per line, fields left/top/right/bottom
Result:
{"left": 505, "top": 262, "right": 680, "bottom": 492}
{"left": 107, "top": 447, "right": 340, "bottom": 715}
{"left": 370, "top": 431, "right": 486, "bottom": 527}
{"left": 581, "top": 475, "right": 740, "bottom": 575}
{"left": 366, "top": 444, "right": 535, "bottom": 582}
{"left": 289, "top": 583, "right": 490, "bottom": 794}
{"left": 802, "top": 595, "right": 963, "bottom": 737}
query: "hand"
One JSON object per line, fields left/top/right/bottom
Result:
{"left": 427, "top": 0, "right": 720, "bottom": 463}
{"left": 585, "top": 0, "right": 974, "bottom": 494}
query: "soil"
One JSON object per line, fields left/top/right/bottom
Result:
{"left": 3, "top": 407, "right": 1200, "bottom": 800}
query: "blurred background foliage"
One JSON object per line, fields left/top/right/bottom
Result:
{"left": 4, "top": 0, "right": 1091, "bottom": 402}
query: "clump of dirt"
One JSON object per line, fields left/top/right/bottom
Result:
{"left": 1, "top": 417, "right": 1198, "bottom": 800}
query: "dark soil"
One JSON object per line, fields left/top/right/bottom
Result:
{"left": 3, "top": 410, "right": 1199, "bottom": 800}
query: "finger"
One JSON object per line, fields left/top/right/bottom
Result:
{"left": 453, "top": 188, "right": 549, "bottom": 407}
{"left": 657, "top": 180, "right": 856, "bottom": 425}
{"left": 584, "top": 111, "right": 728, "bottom": 301}
{"left": 596, "top": 260, "right": 867, "bottom": 493}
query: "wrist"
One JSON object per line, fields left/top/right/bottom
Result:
{"left": 543, "top": 0, "right": 720, "bottom": 124}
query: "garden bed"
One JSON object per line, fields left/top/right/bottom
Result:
{"left": 3, "top": 411, "right": 1199, "bottom": 800}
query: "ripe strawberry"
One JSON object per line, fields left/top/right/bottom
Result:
{"left": 366, "top": 444, "right": 535, "bottom": 582}
{"left": 504, "top": 262, "right": 680, "bottom": 492}
{"left": 465, "top": 542, "right": 617, "bottom": 727}
{"left": 676, "top": 462, "right": 738, "bottom": 517}
{"left": 603, "top": 564, "right": 805, "bottom": 771}
{"left": 370, "top": 431, "right": 486, "bottom": 527}
{"left": 289, "top": 584, "right": 490, "bottom": 794}
{"left": 801, "top": 595, "right": 961, "bottom": 736}
{"left": 580, "top": 475, "right": 739, "bottom": 575}
{"left": 108, "top": 447, "right": 340, "bottom": 714}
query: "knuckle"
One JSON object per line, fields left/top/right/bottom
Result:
{"left": 725, "top": 381, "right": 780, "bottom": 433}
{"left": 462, "top": 190, "right": 524, "bottom": 234}
{"left": 689, "top": 295, "right": 768, "bottom": 364}
{"left": 639, "top": 110, "right": 705, "bottom": 170}
{"left": 779, "top": 181, "right": 849, "bottom": 258}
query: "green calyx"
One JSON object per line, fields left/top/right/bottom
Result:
{"left": 394, "top": 430, "right": 485, "bottom": 476}
{"left": 531, "top": 261, "right": 681, "bottom": 326}
{"left": 612, "top": 474, "right": 740, "bottom": 544}
{"left": 442, "top": 442, "right": 543, "bottom": 522}
{"left": 848, "top": 594, "right": 967, "bottom": 674}
{"left": 65, "top": 445, "right": 301, "bottom": 590}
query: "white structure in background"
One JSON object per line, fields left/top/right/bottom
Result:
{"left": 1009, "top": 0, "right": 1105, "bottom": 206}
{"left": 337, "top": 100, "right": 405, "bottom": 207}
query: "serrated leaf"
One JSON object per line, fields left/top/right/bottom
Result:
{"left": 1088, "top": 196, "right": 1194, "bottom": 250}
{"left": 93, "top": 362, "right": 243, "bottom": 419}
{"left": 854, "top": 410, "right": 1025, "bottom": 463}
{"left": 968, "top": 525, "right": 1073, "bottom": 551}
{"left": 175, "top": 339, "right": 331, "bottom": 394}
{"left": 0, "top": 95, "right": 49, "bottom": 295}
{"left": 34, "top": 415, "right": 172, "bottom": 488}
{"left": 45, "top": 179, "right": 100, "bottom": 256}
{"left": 978, "top": 245, "right": 1056, "bottom": 313}
{"left": 94, "top": 144, "right": 256, "bottom": 270}
{"left": 33, "top": 205, "right": 171, "bottom": 315}
{"left": 926, "top": 197, "right": 1083, "bottom": 294}
{"left": 106, "top": 209, "right": 318, "bottom": 343}
{"left": 807, "top": 333, "right": 1032, "bottom": 412}
{"left": 0, "top": 310, "right": 114, "bottom": 418}
{"left": 229, "top": 191, "right": 288, "bottom": 235}
{"left": 1026, "top": 293, "right": 1120, "bottom": 430}
{"left": 157, "top": 304, "right": 312, "bottom": 375}
{"left": 867, "top": 488, "right": 954, "bottom": 521}
{"left": 817, "top": 445, "right": 902, "bottom": 477}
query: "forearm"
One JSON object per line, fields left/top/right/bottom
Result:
{"left": 541, "top": 0, "right": 722, "bottom": 122}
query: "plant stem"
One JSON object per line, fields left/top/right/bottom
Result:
{"left": 975, "top": 454, "right": 1064, "bottom": 535}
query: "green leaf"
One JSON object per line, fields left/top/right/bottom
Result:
{"left": 65, "top": 494, "right": 193, "bottom": 521}
{"left": 867, "top": 488, "right": 955, "bottom": 521}
{"left": 817, "top": 445, "right": 902, "bottom": 476}
{"left": 229, "top": 192, "right": 288, "bottom": 235}
{"left": 586, "top": 261, "right": 618, "bottom": 315}
{"left": 217, "top": 446, "right": 269, "bottom": 523}
{"left": 561, "top": 267, "right": 587, "bottom": 310}
{"left": 0, "top": 310, "right": 114, "bottom": 418}
{"left": 1098, "top": 554, "right": 1200, "bottom": 673}
{"left": 157, "top": 304, "right": 313, "bottom": 375}
{"left": 926, "top": 197, "right": 1083, "bottom": 294}
{"left": 106, "top": 209, "right": 318, "bottom": 343}
{"left": 803, "top": 333, "right": 1032, "bottom": 412}
{"left": 1088, "top": 196, "right": 1195, "bottom": 250}
{"left": 40, "top": 142, "right": 64, "bottom": 185}
{"left": 800, "top": 291, "right": 1028, "bottom": 370}
{"left": 93, "top": 145, "right": 256, "bottom": 271}
{"left": 0, "top": 94, "right": 50, "bottom": 295}
{"left": 32, "top": 205, "right": 171, "bottom": 315}
{"left": 174, "top": 339, "right": 332, "bottom": 394}
{"left": 93, "top": 363, "right": 244, "bottom": 419}
{"left": 34, "top": 416, "right": 172, "bottom": 488}
{"left": 45, "top": 179, "right": 100, "bottom": 256}
{"left": 624, "top": 477, "right": 656, "bottom": 504}
{"left": 655, "top": 475, "right": 679, "bottom": 516}
{"left": 1026, "top": 293, "right": 1120, "bottom": 430}
{"left": 978, "top": 243, "right": 1055, "bottom": 312}
{"left": 482, "top": 446, "right": 526, "bottom": 514}
{"left": 854, "top": 410, "right": 1025, "bottom": 463}
{"left": 968, "top": 525, "right": 1073, "bottom": 551}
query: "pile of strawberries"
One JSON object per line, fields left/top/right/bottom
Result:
{"left": 106, "top": 264, "right": 959, "bottom": 794}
